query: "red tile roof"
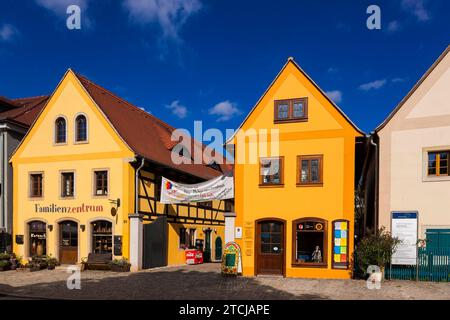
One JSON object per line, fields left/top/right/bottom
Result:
{"left": 75, "top": 72, "right": 232, "bottom": 180}
{"left": 0, "top": 95, "right": 49, "bottom": 127}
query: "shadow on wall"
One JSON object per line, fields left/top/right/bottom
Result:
{"left": 0, "top": 268, "right": 328, "bottom": 300}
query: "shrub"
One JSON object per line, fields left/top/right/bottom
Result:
{"left": 354, "top": 227, "right": 401, "bottom": 276}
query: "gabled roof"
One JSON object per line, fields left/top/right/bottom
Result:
{"left": 0, "top": 95, "right": 49, "bottom": 127}
{"left": 73, "top": 72, "right": 231, "bottom": 180}
{"left": 226, "top": 57, "right": 364, "bottom": 144}
{"left": 375, "top": 45, "right": 450, "bottom": 132}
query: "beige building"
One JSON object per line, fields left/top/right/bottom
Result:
{"left": 375, "top": 46, "right": 450, "bottom": 245}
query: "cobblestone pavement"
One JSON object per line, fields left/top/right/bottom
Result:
{"left": 0, "top": 263, "right": 449, "bottom": 300}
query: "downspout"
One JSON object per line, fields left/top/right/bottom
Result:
{"left": 370, "top": 132, "right": 379, "bottom": 231}
{"left": 0, "top": 132, "right": 4, "bottom": 232}
{"left": 135, "top": 157, "right": 145, "bottom": 214}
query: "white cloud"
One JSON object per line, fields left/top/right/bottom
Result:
{"left": 123, "top": 0, "right": 202, "bottom": 41}
{"left": 387, "top": 20, "right": 401, "bottom": 33}
{"left": 36, "top": 0, "right": 88, "bottom": 14}
{"left": 209, "top": 101, "right": 241, "bottom": 122}
{"left": 392, "top": 77, "right": 407, "bottom": 83}
{"left": 0, "top": 24, "right": 19, "bottom": 42}
{"left": 359, "top": 79, "right": 387, "bottom": 91}
{"left": 166, "top": 100, "right": 188, "bottom": 119}
{"left": 401, "top": 0, "right": 431, "bottom": 22}
{"left": 325, "top": 90, "right": 343, "bottom": 104}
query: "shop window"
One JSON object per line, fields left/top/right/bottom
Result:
{"left": 332, "top": 220, "right": 349, "bottom": 269}
{"left": 274, "top": 98, "right": 308, "bottom": 123}
{"left": 61, "top": 172, "right": 75, "bottom": 197}
{"left": 75, "top": 114, "right": 88, "bottom": 142}
{"left": 297, "top": 155, "right": 323, "bottom": 186}
{"left": 91, "top": 220, "right": 112, "bottom": 254}
{"left": 259, "top": 157, "right": 284, "bottom": 186}
{"left": 94, "top": 170, "right": 108, "bottom": 196}
{"left": 55, "top": 117, "right": 66, "bottom": 144}
{"left": 428, "top": 151, "right": 449, "bottom": 176}
{"left": 30, "top": 173, "right": 43, "bottom": 198}
{"left": 293, "top": 218, "right": 327, "bottom": 267}
{"left": 29, "top": 221, "right": 46, "bottom": 257}
{"left": 179, "top": 227, "right": 188, "bottom": 249}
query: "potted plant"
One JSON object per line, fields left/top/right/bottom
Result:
{"left": 0, "top": 260, "right": 11, "bottom": 271}
{"left": 9, "top": 254, "right": 22, "bottom": 270}
{"left": 109, "top": 257, "right": 131, "bottom": 272}
{"left": 45, "top": 255, "right": 59, "bottom": 270}
{"left": 354, "top": 227, "right": 401, "bottom": 281}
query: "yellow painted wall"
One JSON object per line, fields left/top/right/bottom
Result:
{"left": 12, "top": 70, "right": 135, "bottom": 263}
{"left": 233, "top": 61, "right": 362, "bottom": 279}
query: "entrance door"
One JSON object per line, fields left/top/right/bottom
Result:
{"left": 143, "top": 216, "right": 168, "bottom": 269}
{"left": 59, "top": 221, "right": 78, "bottom": 264}
{"left": 256, "top": 220, "right": 284, "bottom": 276}
{"left": 204, "top": 230, "right": 211, "bottom": 262}
{"left": 215, "top": 236, "right": 223, "bottom": 261}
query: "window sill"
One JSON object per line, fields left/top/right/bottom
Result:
{"left": 296, "top": 183, "right": 323, "bottom": 187}
{"left": 274, "top": 118, "right": 308, "bottom": 124}
{"left": 423, "top": 175, "right": 450, "bottom": 182}
{"left": 74, "top": 140, "right": 89, "bottom": 145}
{"left": 60, "top": 196, "right": 75, "bottom": 200}
{"left": 53, "top": 142, "right": 67, "bottom": 146}
{"left": 292, "top": 262, "right": 328, "bottom": 268}
{"left": 259, "top": 184, "right": 284, "bottom": 188}
{"left": 28, "top": 196, "right": 44, "bottom": 201}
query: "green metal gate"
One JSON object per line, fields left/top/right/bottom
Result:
{"left": 387, "top": 230, "right": 450, "bottom": 282}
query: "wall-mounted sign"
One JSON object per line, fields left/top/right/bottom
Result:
{"left": 332, "top": 220, "right": 349, "bottom": 269}
{"left": 34, "top": 203, "right": 104, "bottom": 213}
{"left": 114, "top": 235, "right": 122, "bottom": 256}
{"left": 15, "top": 235, "right": 24, "bottom": 245}
{"left": 391, "top": 212, "right": 418, "bottom": 265}
{"left": 160, "top": 174, "right": 233, "bottom": 204}
{"left": 235, "top": 227, "right": 243, "bottom": 239}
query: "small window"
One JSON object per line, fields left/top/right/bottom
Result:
{"left": 94, "top": 170, "right": 108, "bottom": 196}
{"left": 293, "top": 218, "right": 327, "bottom": 267}
{"left": 428, "top": 151, "right": 449, "bottom": 176}
{"left": 259, "top": 157, "right": 284, "bottom": 186}
{"left": 55, "top": 117, "right": 66, "bottom": 144}
{"left": 179, "top": 227, "right": 188, "bottom": 249}
{"left": 274, "top": 98, "right": 308, "bottom": 123}
{"left": 298, "top": 155, "right": 323, "bottom": 186}
{"left": 199, "top": 201, "right": 212, "bottom": 208}
{"left": 75, "top": 115, "right": 87, "bottom": 142}
{"left": 30, "top": 173, "right": 43, "bottom": 198}
{"left": 61, "top": 172, "right": 74, "bottom": 197}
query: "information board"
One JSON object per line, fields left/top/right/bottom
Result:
{"left": 391, "top": 212, "right": 418, "bottom": 265}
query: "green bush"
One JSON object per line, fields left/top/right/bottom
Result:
{"left": 355, "top": 227, "right": 401, "bottom": 275}
{"left": 0, "top": 253, "right": 11, "bottom": 261}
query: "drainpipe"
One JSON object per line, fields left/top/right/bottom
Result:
{"left": 370, "top": 132, "right": 379, "bottom": 232}
{"left": 135, "top": 158, "right": 145, "bottom": 214}
{"left": 129, "top": 157, "right": 145, "bottom": 272}
{"left": 0, "top": 132, "right": 4, "bottom": 234}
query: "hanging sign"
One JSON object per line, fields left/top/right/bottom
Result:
{"left": 221, "top": 242, "right": 242, "bottom": 275}
{"left": 391, "top": 212, "right": 418, "bottom": 265}
{"left": 160, "top": 174, "right": 233, "bottom": 204}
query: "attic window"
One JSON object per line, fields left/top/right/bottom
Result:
{"left": 274, "top": 98, "right": 308, "bottom": 123}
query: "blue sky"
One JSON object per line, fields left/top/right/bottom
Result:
{"left": 0, "top": 0, "right": 449, "bottom": 136}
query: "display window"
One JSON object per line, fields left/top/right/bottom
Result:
{"left": 292, "top": 218, "right": 327, "bottom": 267}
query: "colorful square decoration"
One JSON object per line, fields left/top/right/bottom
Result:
{"left": 332, "top": 220, "right": 349, "bottom": 269}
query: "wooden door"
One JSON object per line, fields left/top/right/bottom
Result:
{"left": 59, "top": 221, "right": 78, "bottom": 264}
{"left": 256, "top": 220, "right": 285, "bottom": 276}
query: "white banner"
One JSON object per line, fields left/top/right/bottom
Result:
{"left": 391, "top": 212, "right": 418, "bottom": 265}
{"left": 160, "top": 174, "right": 234, "bottom": 204}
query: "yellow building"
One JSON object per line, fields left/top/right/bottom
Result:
{"left": 11, "top": 69, "right": 231, "bottom": 270}
{"left": 228, "top": 58, "right": 363, "bottom": 278}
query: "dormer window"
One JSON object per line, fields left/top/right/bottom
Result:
{"left": 55, "top": 117, "right": 66, "bottom": 144}
{"left": 75, "top": 114, "right": 88, "bottom": 142}
{"left": 274, "top": 98, "right": 308, "bottom": 123}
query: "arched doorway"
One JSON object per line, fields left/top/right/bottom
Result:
{"left": 215, "top": 236, "right": 222, "bottom": 261}
{"left": 255, "top": 219, "right": 285, "bottom": 276}
{"left": 59, "top": 220, "right": 78, "bottom": 264}
{"left": 28, "top": 221, "right": 47, "bottom": 257}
